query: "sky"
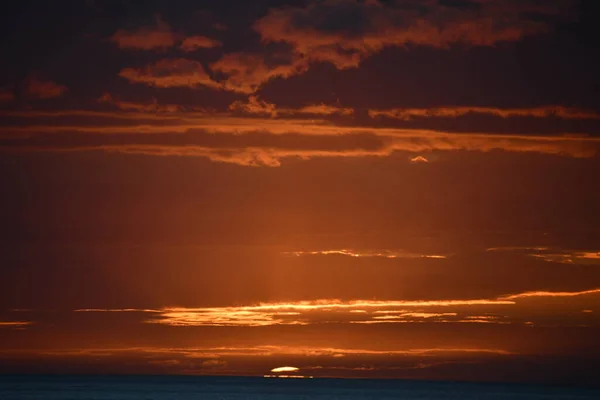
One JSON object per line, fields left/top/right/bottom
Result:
{"left": 1, "top": 0, "right": 600, "bottom": 385}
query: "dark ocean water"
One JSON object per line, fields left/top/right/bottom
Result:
{"left": 0, "top": 375, "right": 598, "bottom": 400}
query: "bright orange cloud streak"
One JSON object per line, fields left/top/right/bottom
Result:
{"left": 500, "top": 288, "right": 600, "bottom": 300}
{"left": 0, "top": 321, "right": 33, "bottom": 328}
{"left": 75, "top": 299, "right": 514, "bottom": 327}
{"left": 69, "top": 287, "right": 600, "bottom": 327}
{"left": 282, "top": 249, "right": 446, "bottom": 259}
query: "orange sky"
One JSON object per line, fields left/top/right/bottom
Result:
{"left": 1, "top": 0, "right": 600, "bottom": 385}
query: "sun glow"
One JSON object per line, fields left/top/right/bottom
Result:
{"left": 271, "top": 366, "right": 300, "bottom": 373}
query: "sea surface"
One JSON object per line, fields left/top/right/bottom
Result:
{"left": 0, "top": 375, "right": 599, "bottom": 400}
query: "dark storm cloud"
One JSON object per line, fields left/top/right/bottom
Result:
{"left": 104, "top": 1, "right": 574, "bottom": 94}
{"left": 211, "top": 0, "right": 573, "bottom": 91}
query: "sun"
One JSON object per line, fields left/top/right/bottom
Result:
{"left": 270, "top": 366, "right": 299, "bottom": 373}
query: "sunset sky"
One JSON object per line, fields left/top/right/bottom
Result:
{"left": 1, "top": 0, "right": 600, "bottom": 385}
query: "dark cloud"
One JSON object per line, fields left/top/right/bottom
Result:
{"left": 0, "top": 88, "right": 14, "bottom": 103}
{"left": 119, "top": 58, "right": 221, "bottom": 89}
{"left": 110, "top": 15, "right": 179, "bottom": 51}
{"left": 180, "top": 36, "right": 222, "bottom": 51}
{"left": 200, "top": 0, "right": 575, "bottom": 93}
{"left": 24, "top": 76, "right": 68, "bottom": 100}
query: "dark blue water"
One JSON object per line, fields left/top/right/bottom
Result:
{"left": 0, "top": 375, "right": 598, "bottom": 400}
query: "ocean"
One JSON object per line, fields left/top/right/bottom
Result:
{"left": 0, "top": 375, "right": 598, "bottom": 400}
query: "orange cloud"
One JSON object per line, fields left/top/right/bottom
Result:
{"left": 25, "top": 76, "right": 68, "bottom": 99}
{"left": 228, "top": 97, "right": 353, "bottom": 117}
{"left": 210, "top": 52, "right": 308, "bottom": 93}
{"left": 294, "top": 104, "right": 354, "bottom": 116}
{"left": 368, "top": 106, "right": 600, "bottom": 121}
{"left": 529, "top": 251, "right": 600, "bottom": 264}
{"left": 0, "top": 321, "right": 33, "bottom": 328}
{"left": 1, "top": 111, "right": 598, "bottom": 165}
{"left": 77, "top": 298, "right": 514, "bottom": 327}
{"left": 500, "top": 288, "right": 600, "bottom": 300}
{"left": 4, "top": 139, "right": 592, "bottom": 167}
{"left": 111, "top": 15, "right": 179, "bottom": 50}
{"left": 180, "top": 36, "right": 222, "bottom": 51}
{"left": 487, "top": 247, "right": 600, "bottom": 265}
{"left": 119, "top": 58, "right": 221, "bottom": 89}
{"left": 229, "top": 95, "right": 278, "bottom": 116}
{"left": 98, "top": 93, "right": 182, "bottom": 113}
{"left": 69, "top": 287, "right": 600, "bottom": 328}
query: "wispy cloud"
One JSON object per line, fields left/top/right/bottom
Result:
{"left": 282, "top": 249, "right": 445, "bottom": 259}
{"left": 75, "top": 299, "right": 514, "bottom": 327}
{"left": 0, "top": 321, "right": 33, "bottom": 328}
{"left": 111, "top": 15, "right": 222, "bottom": 53}
{"left": 119, "top": 58, "right": 221, "bottom": 89}
{"left": 500, "top": 288, "right": 600, "bottom": 300}
{"left": 98, "top": 93, "right": 182, "bottom": 113}
{"left": 1, "top": 345, "right": 513, "bottom": 360}
{"left": 1, "top": 110, "right": 598, "bottom": 165}
{"left": 369, "top": 106, "right": 600, "bottom": 121}
{"left": 70, "top": 287, "right": 600, "bottom": 327}
{"left": 293, "top": 104, "right": 353, "bottom": 116}
{"left": 487, "top": 247, "right": 600, "bottom": 265}
{"left": 0, "top": 345, "right": 514, "bottom": 377}
{"left": 229, "top": 96, "right": 353, "bottom": 117}
{"left": 25, "top": 76, "right": 68, "bottom": 99}
{"left": 229, "top": 96, "right": 278, "bottom": 116}
{"left": 180, "top": 36, "right": 222, "bottom": 51}
{"left": 210, "top": 53, "right": 306, "bottom": 94}
{"left": 111, "top": 15, "right": 179, "bottom": 50}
